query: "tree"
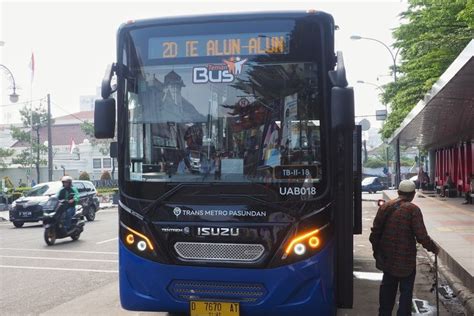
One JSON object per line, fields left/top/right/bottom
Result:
{"left": 81, "top": 121, "right": 113, "bottom": 155}
{"left": 0, "top": 148, "right": 14, "bottom": 170}
{"left": 381, "top": 0, "right": 474, "bottom": 139}
{"left": 79, "top": 171, "right": 90, "bottom": 180}
{"left": 10, "top": 105, "right": 52, "bottom": 183}
{"left": 364, "top": 144, "right": 415, "bottom": 168}
{"left": 100, "top": 170, "right": 111, "bottom": 180}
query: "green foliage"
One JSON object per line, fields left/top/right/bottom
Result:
{"left": 364, "top": 144, "right": 416, "bottom": 168}
{"left": 10, "top": 105, "right": 52, "bottom": 182}
{"left": 79, "top": 171, "right": 91, "bottom": 180}
{"left": 100, "top": 170, "right": 111, "bottom": 180}
{"left": 364, "top": 157, "right": 387, "bottom": 168}
{"left": 381, "top": 0, "right": 474, "bottom": 139}
{"left": 0, "top": 148, "right": 14, "bottom": 170}
{"left": 81, "top": 121, "right": 114, "bottom": 155}
{"left": 15, "top": 187, "right": 32, "bottom": 193}
{"left": 97, "top": 187, "right": 118, "bottom": 194}
{"left": 401, "top": 156, "right": 416, "bottom": 167}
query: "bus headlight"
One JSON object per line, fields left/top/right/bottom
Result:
{"left": 293, "top": 243, "right": 306, "bottom": 256}
{"left": 120, "top": 222, "right": 156, "bottom": 255}
{"left": 137, "top": 240, "right": 147, "bottom": 252}
{"left": 282, "top": 223, "right": 329, "bottom": 260}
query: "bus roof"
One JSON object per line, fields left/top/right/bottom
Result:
{"left": 119, "top": 11, "right": 334, "bottom": 32}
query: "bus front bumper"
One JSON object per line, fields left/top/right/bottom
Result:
{"left": 119, "top": 240, "right": 335, "bottom": 316}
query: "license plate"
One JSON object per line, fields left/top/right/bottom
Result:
{"left": 20, "top": 211, "right": 32, "bottom": 217}
{"left": 190, "top": 301, "right": 239, "bottom": 316}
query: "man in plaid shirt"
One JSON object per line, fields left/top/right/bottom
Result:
{"left": 370, "top": 180, "right": 439, "bottom": 316}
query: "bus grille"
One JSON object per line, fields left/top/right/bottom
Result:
{"left": 174, "top": 242, "right": 265, "bottom": 262}
{"left": 168, "top": 280, "right": 267, "bottom": 304}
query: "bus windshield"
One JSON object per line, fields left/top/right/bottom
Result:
{"left": 125, "top": 28, "right": 324, "bottom": 184}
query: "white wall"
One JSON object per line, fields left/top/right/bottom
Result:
{"left": 4, "top": 140, "right": 114, "bottom": 184}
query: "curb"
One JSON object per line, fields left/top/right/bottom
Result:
{"left": 423, "top": 249, "right": 474, "bottom": 314}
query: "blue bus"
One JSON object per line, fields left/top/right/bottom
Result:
{"left": 95, "top": 11, "right": 362, "bottom": 316}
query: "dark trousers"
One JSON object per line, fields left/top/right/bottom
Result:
{"left": 64, "top": 207, "right": 75, "bottom": 230}
{"left": 465, "top": 191, "right": 473, "bottom": 204}
{"left": 379, "top": 270, "right": 416, "bottom": 316}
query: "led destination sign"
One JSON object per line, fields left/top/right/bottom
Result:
{"left": 149, "top": 32, "right": 289, "bottom": 59}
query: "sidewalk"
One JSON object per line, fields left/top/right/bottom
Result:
{"left": 383, "top": 190, "right": 474, "bottom": 312}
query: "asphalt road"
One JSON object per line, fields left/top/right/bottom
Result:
{"left": 0, "top": 200, "right": 454, "bottom": 315}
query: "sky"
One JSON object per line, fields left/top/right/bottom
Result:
{"left": 0, "top": 0, "right": 407, "bottom": 131}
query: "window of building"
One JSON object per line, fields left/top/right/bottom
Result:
{"left": 103, "top": 158, "right": 112, "bottom": 168}
{"left": 93, "top": 158, "right": 102, "bottom": 169}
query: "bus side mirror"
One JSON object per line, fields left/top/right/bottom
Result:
{"left": 94, "top": 98, "right": 116, "bottom": 139}
{"left": 101, "top": 63, "right": 117, "bottom": 99}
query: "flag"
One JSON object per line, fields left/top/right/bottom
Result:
{"left": 29, "top": 52, "right": 35, "bottom": 83}
{"left": 70, "top": 139, "right": 76, "bottom": 154}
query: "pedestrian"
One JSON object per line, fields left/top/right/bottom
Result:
{"left": 369, "top": 180, "right": 439, "bottom": 316}
{"left": 462, "top": 173, "right": 474, "bottom": 205}
{"left": 440, "top": 172, "right": 454, "bottom": 197}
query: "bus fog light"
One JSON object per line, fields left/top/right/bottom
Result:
{"left": 137, "top": 240, "right": 147, "bottom": 251}
{"left": 309, "top": 236, "right": 320, "bottom": 248}
{"left": 294, "top": 243, "right": 306, "bottom": 255}
{"left": 126, "top": 234, "right": 135, "bottom": 245}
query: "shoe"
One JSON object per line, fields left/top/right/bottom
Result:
{"left": 462, "top": 201, "right": 469, "bottom": 205}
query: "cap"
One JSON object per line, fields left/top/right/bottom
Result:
{"left": 61, "top": 176, "right": 73, "bottom": 182}
{"left": 398, "top": 180, "right": 416, "bottom": 193}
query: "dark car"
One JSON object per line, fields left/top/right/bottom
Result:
{"left": 9, "top": 180, "right": 100, "bottom": 228}
{"left": 361, "top": 177, "right": 385, "bottom": 194}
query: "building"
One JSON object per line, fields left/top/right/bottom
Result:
{"left": 2, "top": 111, "right": 114, "bottom": 185}
{"left": 79, "top": 87, "right": 101, "bottom": 112}
{"left": 388, "top": 40, "right": 474, "bottom": 192}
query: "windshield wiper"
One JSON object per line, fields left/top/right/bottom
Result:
{"left": 139, "top": 183, "right": 204, "bottom": 216}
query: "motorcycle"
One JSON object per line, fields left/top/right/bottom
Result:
{"left": 42, "top": 196, "right": 85, "bottom": 246}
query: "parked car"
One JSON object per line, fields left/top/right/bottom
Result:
{"left": 361, "top": 177, "right": 385, "bottom": 194}
{"left": 9, "top": 180, "right": 100, "bottom": 228}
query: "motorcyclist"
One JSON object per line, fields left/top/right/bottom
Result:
{"left": 178, "top": 124, "right": 204, "bottom": 174}
{"left": 56, "top": 176, "right": 79, "bottom": 231}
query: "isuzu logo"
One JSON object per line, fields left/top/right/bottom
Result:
{"left": 197, "top": 227, "right": 239, "bottom": 236}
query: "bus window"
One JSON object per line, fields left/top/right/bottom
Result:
{"left": 125, "top": 59, "right": 322, "bottom": 183}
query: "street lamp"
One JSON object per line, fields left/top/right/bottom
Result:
{"left": 356, "top": 80, "right": 384, "bottom": 92}
{"left": 351, "top": 34, "right": 401, "bottom": 186}
{"left": 350, "top": 35, "right": 400, "bottom": 82}
{"left": 356, "top": 80, "right": 387, "bottom": 113}
{"left": 0, "top": 64, "right": 20, "bottom": 103}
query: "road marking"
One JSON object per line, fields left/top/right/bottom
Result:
{"left": 0, "top": 248, "right": 117, "bottom": 255}
{"left": 0, "top": 265, "right": 118, "bottom": 273}
{"left": 0, "top": 255, "right": 117, "bottom": 263}
{"left": 96, "top": 237, "right": 118, "bottom": 245}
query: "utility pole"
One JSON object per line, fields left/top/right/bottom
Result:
{"left": 47, "top": 94, "right": 53, "bottom": 181}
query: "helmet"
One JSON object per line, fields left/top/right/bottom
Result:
{"left": 398, "top": 180, "right": 416, "bottom": 193}
{"left": 184, "top": 125, "right": 203, "bottom": 146}
{"left": 61, "top": 175, "right": 73, "bottom": 183}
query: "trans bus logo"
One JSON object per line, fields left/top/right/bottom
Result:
{"left": 192, "top": 57, "right": 248, "bottom": 84}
